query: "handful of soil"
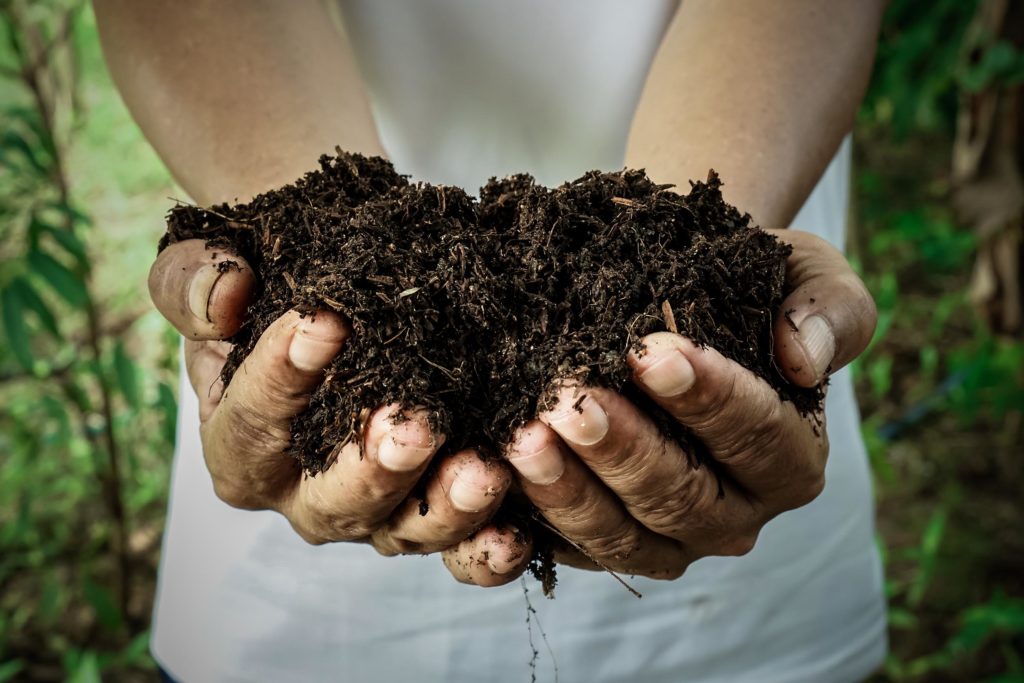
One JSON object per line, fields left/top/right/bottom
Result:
{"left": 161, "top": 151, "right": 822, "bottom": 583}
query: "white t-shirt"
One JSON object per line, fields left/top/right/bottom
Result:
{"left": 152, "top": 2, "right": 887, "bottom": 681}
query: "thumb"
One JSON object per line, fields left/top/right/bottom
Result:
{"left": 767, "top": 229, "right": 877, "bottom": 387}
{"left": 148, "top": 239, "right": 256, "bottom": 340}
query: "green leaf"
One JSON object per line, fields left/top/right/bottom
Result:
{"left": 27, "top": 249, "right": 87, "bottom": 308}
{"left": 119, "top": 630, "right": 152, "bottom": 666}
{"left": 868, "top": 356, "right": 894, "bottom": 400}
{"left": 66, "top": 650, "right": 102, "bottom": 683}
{"left": 0, "top": 129, "right": 49, "bottom": 176}
{"left": 888, "top": 607, "right": 919, "bottom": 630}
{"left": 83, "top": 579, "right": 122, "bottom": 631}
{"left": 9, "top": 276, "right": 60, "bottom": 340}
{"left": 1, "top": 285, "right": 34, "bottom": 371}
{"left": 113, "top": 341, "right": 140, "bottom": 409}
{"left": 46, "top": 225, "right": 91, "bottom": 272}
{"left": 908, "top": 506, "right": 948, "bottom": 607}
{"left": 157, "top": 381, "right": 178, "bottom": 447}
{"left": 0, "top": 660, "right": 25, "bottom": 683}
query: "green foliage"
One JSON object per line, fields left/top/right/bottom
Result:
{"left": 0, "top": 2, "right": 1019, "bottom": 682}
{"left": 863, "top": 0, "right": 979, "bottom": 136}
{"left": 855, "top": 3, "right": 1024, "bottom": 682}
{"left": 0, "top": 2, "right": 176, "bottom": 679}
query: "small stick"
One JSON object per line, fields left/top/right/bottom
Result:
{"left": 534, "top": 517, "right": 643, "bottom": 599}
{"left": 661, "top": 300, "right": 678, "bottom": 334}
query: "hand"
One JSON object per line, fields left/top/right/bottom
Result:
{"left": 443, "top": 229, "right": 876, "bottom": 582}
{"left": 150, "top": 239, "right": 520, "bottom": 561}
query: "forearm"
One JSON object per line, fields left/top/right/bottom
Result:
{"left": 93, "top": 0, "right": 383, "bottom": 205}
{"left": 626, "top": 0, "right": 886, "bottom": 229}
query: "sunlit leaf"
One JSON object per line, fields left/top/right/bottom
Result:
{"left": 65, "top": 650, "right": 102, "bottom": 683}
{"left": 46, "top": 224, "right": 91, "bottom": 272}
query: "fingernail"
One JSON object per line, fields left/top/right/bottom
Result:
{"left": 636, "top": 350, "right": 695, "bottom": 397}
{"left": 377, "top": 419, "right": 436, "bottom": 472}
{"left": 187, "top": 264, "right": 224, "bottom": 322}
{"left": 487, "top": 531, "right": 523, "bottom": 574}
{"left": 449, "top": 468, "right": 498, "bottom": 513}
{"left": 507, "top": 443, "right": 564, "bottom": 485}
{"left": 544, "top": 391, "right": 608, "bottom": 446}
{"left": 288, "top": 319, "right": 341, "bottom": 372}
{"left": 797, "top": 314, "right": 835, "bottom": 380}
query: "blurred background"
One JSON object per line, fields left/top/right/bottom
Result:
{"left": 0, "top": 1, "right": 1022, "bottom": 681}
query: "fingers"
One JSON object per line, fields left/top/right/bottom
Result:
{"left": 286, "top": 405, "right": 445, "bottom": 544}
{"left": 442, "top": 525, "right": 532, "bottom": 587}
{"left": 629, "top": 332, "right": 827, "bottom": 511}
{"left": 505, "top": 421, "right": 690, "bottom": 578}
{"left": 767, "top": 229, "right": 877, "bottom": 387}
{"left": 201, "top": 309, "right": 348, "bottom": 509}
{"left": 149, "top": 239, "right": 256, "bottom": 340}
{"left": 370, "top": 449, "right": 512, "bottom": 555}
{"left": 534, "top": 387, "right": 762, "bottom": 557}
{"left": 184, "top": 339, "right": 232, "bottom": 422}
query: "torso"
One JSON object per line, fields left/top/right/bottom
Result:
{"left": 152, "top": 3, "right": 885, "bottom": 680}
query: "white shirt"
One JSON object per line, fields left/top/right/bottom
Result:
{"left": 152, "top": 2, "right": 886, "bottom": 681}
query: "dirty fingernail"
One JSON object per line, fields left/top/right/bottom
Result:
{"left": 377, "top": 416, "right": 437, "bottom": 472}
{"left": 507, "top": 443, "right": 565, "bottom": 485}
{"left": 486, "top": 530, "right": 523, "bottom": 574}
{"left": 544, "top": 392, "right": 609, "bottom": 446}
{"left": 377, "top": 436, "right": 434, "bottom": 472}
{"left": 187, "top": 264, "right": 224, "bottom": 322}
{"left": 449, "top": 467, "right": 499, "bottom": 513}
{"left": 288, "top": 319, "right": 342, "bottom": 372}
{"left": 637, "top": 350, "right": 695, "bottom": 397}
{"left": 797, "top": 314, "right": 835, "bottom": 381}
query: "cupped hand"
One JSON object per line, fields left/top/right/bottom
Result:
{"left": 151, "top": 239, "right": 519, "bottom": 561}
{"left": 443, "top": 229, "right": 876, "bottom": 583}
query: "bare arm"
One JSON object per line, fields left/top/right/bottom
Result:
{"left": 93, "top": 0, "right": 384, "bottom": 205}
{"left": 627, "top": 0, "right": 887, "bottom": 229}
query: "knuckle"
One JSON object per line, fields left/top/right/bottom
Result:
{"left": 636, "top": 472, "right": 719, "bottom": 537}
{"left": 372, "top": 542, "right": 400, "bottom": 557}
{"left": 711, "top": 396, "right": 785, "bottom": 468}
{"left": 210, "top": 476, "right": 260, "bottom": 510}
{"left": 717, "top": 532, "right": 759, "bottom": 557}
{"left": 222, "top": 402, "right": 293, "bottom": 451}
{"left": 583, "top": 524, "right": 643, "bottom": 565}
{"left": 385, "top": 537, "right": 426, "bottom": 555}
{"left": 791, "top": 473, "right": 826, "bottom": 509}
{"left": 302, "top": 483, "right": 376, "bottom": 541}
{"left": 291, "top": 521, "right": 328, "bottom": 546}
{"left": 254, "top": 366, "right": 314, "bottom": 411}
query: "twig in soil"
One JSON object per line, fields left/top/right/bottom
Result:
{"left": 661, "top": 300, "right": 678, "bottom": 335}
{"left": 534, "top": 518, "right": 643, "bottom": 599}
{"left": 417, "top": 354, "right": 458, "bottom": 381}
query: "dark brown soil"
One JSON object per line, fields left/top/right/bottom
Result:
{"left": 161, "top": 151, "right": 822, "bottom": 586}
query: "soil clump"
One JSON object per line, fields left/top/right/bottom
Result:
{"left": 161, "top": 151, "right": 823, "bottom": 589}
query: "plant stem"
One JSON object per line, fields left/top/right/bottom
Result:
{"left": 8, "top": 1, "right": 133, "bottom": 621}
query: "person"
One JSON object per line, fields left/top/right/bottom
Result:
{"left": 94, "top": 0, "right": 888, "bottom": 680}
